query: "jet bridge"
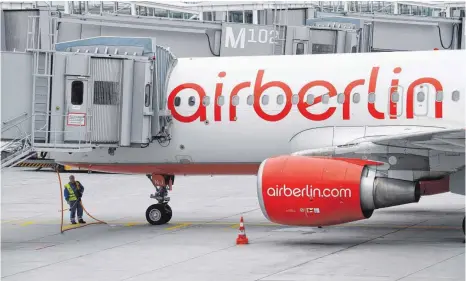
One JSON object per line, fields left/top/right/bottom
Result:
{"left": 1, "top": 36, "right": 177, "bottom": 167}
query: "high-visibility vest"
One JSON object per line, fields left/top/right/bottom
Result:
{"left": 64, "top": 182, "right": 81, "bottom": 201}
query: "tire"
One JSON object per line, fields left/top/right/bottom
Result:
{"left": 55, "top": 164, "right": 65, "bottom": 173}
{"left": 462, "top": 217, "right": 464, "bottom": 235}
{"left": 146, "top": 204, "right": 168, "bottom": 225}
{"left": 164, "top": 204, "right": 173, "bottom": 223}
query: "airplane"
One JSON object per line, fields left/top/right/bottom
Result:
{"left": 50, "top": 49, "right": 465, "bottom": 233}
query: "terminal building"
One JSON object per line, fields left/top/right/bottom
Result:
{"left": 2, "top": 1, "right": 465, "bottom": 56}
{"left": 1, "top": 1, "right": 465, "bottom": 168}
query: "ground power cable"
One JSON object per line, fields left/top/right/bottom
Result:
{"left": 56, "top": 169, "right": 107, "bottom": 233}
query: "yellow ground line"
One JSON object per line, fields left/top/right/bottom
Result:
{"left": 165, "top": 223, "right": 191, "bottom": 231}
{"left": 124, "top": 222, "right": 142, "bottom": 227}
{"left": 2, "top": 218, "right": 43, "bottom": 224}
{"left": 20, "top": 221, "right": 35, "bottom": 226}
{"left": 62, "top": 224, "right": 82, "bottom": 231}
{"left": 220, "top": 223, "right": 240, "bottom": 230}
{"left": 3, "top": 219, "right": 462, "bottom": 230}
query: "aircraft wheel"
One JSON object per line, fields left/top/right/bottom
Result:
{"left": 146, "top": 204, "right": 169, "bottom": 225}
{"left": 462, "top": 217, "right": 464, "bottom": 235}
{"left": 164, "top": 204, "right": 173, "bottom": 223}
{"left": 55, "top": 164, "right": 65, "bottom": 173}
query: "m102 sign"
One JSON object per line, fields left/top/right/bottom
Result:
{"left": 221, "top": 24, "right": 280, "bottom": 56}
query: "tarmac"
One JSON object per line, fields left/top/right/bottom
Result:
{"left": 1, "top": 168, "right": 465, "bottom": 281}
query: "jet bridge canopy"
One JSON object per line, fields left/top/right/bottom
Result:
{"left": 1, "top": 36, "right": 178, "bottom": 165}
{"left": 43, "top": 36, "right": 177, "bottom": 152}
{"left": 1, "top": 36, "right": 177, "bottom": 168}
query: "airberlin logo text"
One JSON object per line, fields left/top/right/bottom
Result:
{"left": 167, "top": 67, "right": 443, "bottom": 123}
{"left": 266, "top": 185, "right": 352, "bottom": 198}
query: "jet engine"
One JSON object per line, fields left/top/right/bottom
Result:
{"left": 257, "top": 155, "right": 421, "bottom": 226}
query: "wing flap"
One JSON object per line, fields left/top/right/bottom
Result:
{"left": 292, "top": 128, "right": 465, "bottom": 157}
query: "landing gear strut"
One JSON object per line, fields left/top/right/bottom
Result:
{"left": 145, "top": 174, "right": 174, "bottom": 225}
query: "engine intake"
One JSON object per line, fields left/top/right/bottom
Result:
{"left": 257, "top": 156, "right": 421, "bottom": 226}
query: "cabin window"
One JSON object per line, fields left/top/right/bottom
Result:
{"left": 452, "top": 90, "right": 460, "bottom": 102}
{"left": 368, "top": 93, "right": 376, "bottom": 103}
{"left": 296, "top": 43, "right": 305, "bottom": 55}
{"left": 71, "top": 81, "right": 84, "bottom": 105}
{"left": 436, "top": 91, "right": 443, "bottom": 102}
{"left": 232, "top": 95, "right": 239, "bottom": 106}
{"left": 291, "top": 94, "right": 299, "bottom": 105}
{"left": 247, "top": 95, "right": 254, "bottom": 105}
{"left": 322, "top": 93, "right": 329, "bottom": 104}
{"left": 217, "top": 96, "right": 225, "bottom": 106}
{"left": 202, "top": 96, "right": 210, "bottom": 106}
{"left": 277, "top": 94, "right": 284, "bottom": 105}
{"left": 188, "top": 96, "right": 196, "bottom": 106}
{"left": 306, "top": 94, "right": 314, "bottom": 105}
{"left": 391, "top": 91, "right": 400, "bottom": 103}
{"left": 174, "top": 97, "right": 181, "bottom": 107}
{"left": 337, "top": 93, "right": 345, "bottom": 104}
{"left": 261, "top": 95, "right": 269, "bottom": 105}
{"left": 417, "top": 92, "right": 425, "bottom": 102}
{"left": 353, "top": 93, "right": 360, "bottom": 103}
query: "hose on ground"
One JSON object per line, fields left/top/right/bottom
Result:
{"left": 56, "top": 169, "right": 107, "bottom": 233}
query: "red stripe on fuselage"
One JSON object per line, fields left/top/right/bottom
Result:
{"left": 62, "top": 163, "right": 261, "bottom": 175}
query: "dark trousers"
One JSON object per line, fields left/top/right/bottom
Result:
{"left": 69, "top": 200, "right": 83, "bottom": 221}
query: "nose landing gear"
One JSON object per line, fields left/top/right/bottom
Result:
{"left": 145, "top": 174, "right": 174, "bottom": 225}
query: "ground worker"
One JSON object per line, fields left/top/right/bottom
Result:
{"left": 64, "top": 175, "right": 86, "bottom": 224}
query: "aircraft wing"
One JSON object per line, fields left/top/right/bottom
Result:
{"left": 292, "top": 127, "right": 465, "bottom": 195}
{"left": 292, "top": 127, "right": 465, "bottom": 158}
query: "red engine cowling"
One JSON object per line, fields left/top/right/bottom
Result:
{"left": 257, "top": 156, "right": 421, "bottom": 226}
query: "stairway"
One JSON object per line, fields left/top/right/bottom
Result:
{"left": 1, "top": 136, "right": 36, "bottom": 169}
{"left": 1, "top": 113, "right": 36, "bottom": 169}
{"left": 1, "top": 143, "right": 35, "bottom": 168}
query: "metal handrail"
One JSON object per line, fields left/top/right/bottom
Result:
{"left": 2, "top": 112, "right": 28, "bottom": 126}
{"left": 1, "top": 113, "right": 30, "bottom": 133}
{"left": 1, "top": 133, "right": 34, "bottom": 167}
{"left": 31, "top": 113, "right": 94, "bottom": 150}
{"left": 1, "top": 114, "right": 32, "bottom": 157}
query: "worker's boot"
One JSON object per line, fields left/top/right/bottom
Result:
{"left": 71, "top": 219, "right": 77, "bottom": 225}
{"left": 78, "top": 218, "right": 86, "bottom": 224}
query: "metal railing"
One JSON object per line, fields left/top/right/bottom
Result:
{"left": 1, "top": 113, "right": 31, "bottom": 144}
{"left": 2, "top": 112, "right": 28, "bottom": 128}
{"left": 1, "top": 115, "right": 35, "bottom": 168}
{"left": 2, "top": 112, "right": 29, "bottom": 136}
{"left": 1, "top": 134, "right": 34, "bottom": 169}
{"left": 31, "top": 113, "right": 94, "bottom": 152}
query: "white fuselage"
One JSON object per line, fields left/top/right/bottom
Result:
{"left": 54, "top": 50, "right": 465, "bottom": 174}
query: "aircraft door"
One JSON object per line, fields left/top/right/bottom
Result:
{"left": 64, "top": 77, "right": 91, "bottom": 143}
{"left": 388, "top": 85, "right": 404, "bottom": 118}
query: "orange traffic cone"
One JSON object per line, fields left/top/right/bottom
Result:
{"left": 236, "top": 216, "right": 249, "bottom": 245}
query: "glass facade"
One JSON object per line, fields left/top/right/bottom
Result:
{"left": 59, "top": 1, "right": 465, "bottom": 20}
